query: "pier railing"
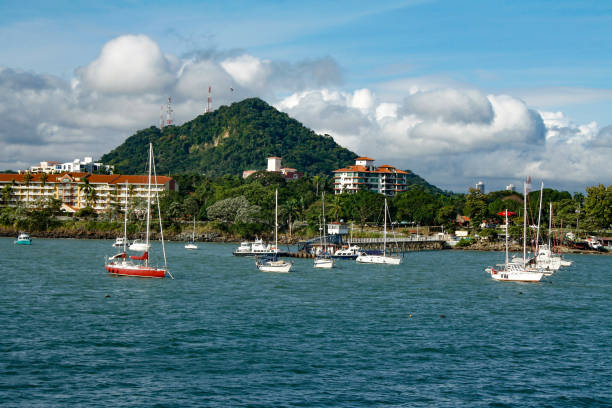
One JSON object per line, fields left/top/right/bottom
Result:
{"left": 350, "top": 236, "right": 442, "bottom": 243}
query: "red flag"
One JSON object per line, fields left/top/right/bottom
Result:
{"left": 497, "top": 211, "right": 516, "bottom": 216}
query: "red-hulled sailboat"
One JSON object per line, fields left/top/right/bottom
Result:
{"left": 105, "top": 143, "right": 171, "bottom": 279}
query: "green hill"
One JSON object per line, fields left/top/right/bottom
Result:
{"left": 101, "top": 98, "right": 358, "bottom": 176}
{"left": 100, "top": 97, "right": 443, "bottom": 194}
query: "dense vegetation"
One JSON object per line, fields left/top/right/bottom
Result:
{"left": 2, "top": 166, "right": 610, "bottom": 242}
{"left": 101, "top": 98, "right": 359, "bottom": 176}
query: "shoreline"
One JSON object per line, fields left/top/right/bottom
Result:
{"left": 2, "top": 229, "right": 608, "bottom": 255}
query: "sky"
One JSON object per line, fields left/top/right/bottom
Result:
{"left": 1, "top": 0, "right": 611, "bottom": 193}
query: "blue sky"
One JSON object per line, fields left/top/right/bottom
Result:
{"left": 0, "top": 0, "right": 611, "bottom": 191}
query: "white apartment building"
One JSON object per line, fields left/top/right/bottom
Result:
{"left": 0, "top": 172, "right": 177, "bottom": 213}
{"left": 333, "top": 157, "right": 410, "bottom": 196}
{"left": 28, "top": 157, "right": 114, "bottom": 174}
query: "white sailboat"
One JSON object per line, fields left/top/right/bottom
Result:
{"left": 185, "top": 215, "right": 198, "bottom": 250}
{"left": 314, "top": 192, "right": 334, "bottom": 269}
{"left": 256, "top": 189, "right": 293, "bottom": 273}
{"left": 487, "top": 179, "right": 543, "bottom": 282}
{"left": 356, "top": 198, "right": 401, "bottom": 265}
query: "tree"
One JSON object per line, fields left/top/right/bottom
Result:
{"left": 282, "top": 197, "right": 301, "bottom": 238}
{"left": 393, "top": 188, "right": 443, "bottom": 225}
{"left": 40, "top": 172, "right": 48, "bottom": 187}
{"left": 328, "top": 194, "right": 345, "bottom": 221}
{"left": 1, "top": 184, "right": 13, "bottom": 206}
{"left": 80, "top": 175, "right": 94, "bottom": 208}
{"left": 23, "top": 172, "right": 33, "bottom": 207}
{"left": 463, "top": 188, "right": 488, "bottom": 228}
{"left": 207, "top": 196, "right": 261, "bottom": 224}
{"left": 76, "top": 206, "right": 97, "bottom": 219}
{"left": 349, "top": 191, "right": 384, "bottom": 231}
{"left": 583, "top": 184, "right": 612, "bottom": 229}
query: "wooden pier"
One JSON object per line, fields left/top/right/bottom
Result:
{"left": 349, "top": 236, "right": 446, "bottom": 252}
{"left": 280, "top": 236, "right": 447, "bottom": 258}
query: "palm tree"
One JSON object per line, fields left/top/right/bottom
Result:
{"left": 283, "top": 197, "right": 301, "bottom": 238}
{"left": 23, "top": 172, "right": 33, "bottom": 207}
{"left": 80, "top": 175, "right": 93, "bottom": 209}
{"left": 329, "top": 194, "right": 344, "bottom": 221}
{"left": 1, "top": 184, "right": 12, "bottom": 206}
{"left": 313, "top": 175, "right": 321, "bottom": 196}
{"left": 86, "top": 188, "right": 98, "bottom": 209}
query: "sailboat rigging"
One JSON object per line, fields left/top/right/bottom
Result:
{"left": 105, "top": 143, "right": 172, "bottom": 279}
{"left": 185, "top": 215, "right": 198, "bottom": 250}
{"left": 256, "top": 189, "right": 293, "bottom": 273}
{"left": 356, "top": 197, "right": 401, "bottom": 265}
{"left": 314, "top": 192, "right": 334, "bottom": 269}
{"left": 486, "top": 178, "right": 543, "bottom": 282}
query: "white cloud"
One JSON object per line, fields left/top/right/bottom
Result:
{"left": 77, "top": 34, "right": 175, "bottom": 94}
{"left": 276, "top": 85, "right": 611, "bottom": 191}
{"left": 221, "top": 54, "right": 270, "bottom": 89}
{"left": 0, "top": 35, "right": 610, "bottom": 191}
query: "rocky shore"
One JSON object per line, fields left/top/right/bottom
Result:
{"left": 1, "top": 226, "right": 607, "bottom": 255}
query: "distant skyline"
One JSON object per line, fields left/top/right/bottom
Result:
{"left": 1, "top": 0, "right": 611, "bottom": 192}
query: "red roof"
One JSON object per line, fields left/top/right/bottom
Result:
{"left": 0, "top": 172, "right": 173, "bottom": 185}
{"left": 355, "top": 157, "right": 374, "bottom": 161}
{"left": 333, "top": 165, "right": 369, "bottom": 172}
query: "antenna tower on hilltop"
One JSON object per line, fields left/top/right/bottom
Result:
{"left": 165, "top": 97, "right": 174, "bottom": 126}
{"left": 205, "top": 86, "right": 212, "bottom": 113}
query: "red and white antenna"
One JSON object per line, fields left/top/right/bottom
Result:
{"left": 205, "top": 86, "right": 212, "bottom": 113}
{"left": 159, "top": 105, "right": 164, "bottom": 129}
{"left": 165, "top": 97, "right": 174, "bottom": 126}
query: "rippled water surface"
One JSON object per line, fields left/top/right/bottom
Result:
{"left": 1, "top": 237, "right": 610, "bottom": 407}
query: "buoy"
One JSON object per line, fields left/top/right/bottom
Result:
{"left": 440, "top": 314, "right": 445, "bottom": 318}
{"left": 409, "top": 314, "right": 413, "bottom": 318}
{"left": 105, "top": 294, "right": 110, "bottom": 298}
{"left": 519, "top": 291, "right": 522, "bottom": 295}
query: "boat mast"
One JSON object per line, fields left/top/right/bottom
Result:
{"left": 535, "top": 181, "right": 544, "bottom": 256}
{"left": 145, "top": 143, "right": 152, "bottom": 266}
{"left": 505, "top": 209, "right": 509, "bottom": 266}
{"left": 123, "top": 182, "right": 128, "bottom": 253}
{"left": 523, "top": 179, "right": 527, "bottom": 265}
{"left": 322, "top": 191, "right": 326, "bottom": 256}
{"left": 548, "top": 202, "right": 553, "bottom": 248}
{"left": 383, "top": 198, "right": 387, "bottom": 257}
{"left": 275, "top": 189, "right": 278, "bottom": 251}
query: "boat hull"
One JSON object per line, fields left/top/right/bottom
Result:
{"left": 256, "top": 259, "right": 292, "bottom": 273}
{"left": 489, "top": 268, "right": 543, "bottom": 282}
{"left": 314, "top": 258, "right": 334, "bottom": 269}
{"left": 356, "top": 255, "right": 402, "bottom": 265}
{"left": 15, "top": 240, "right": 32, "bottom": 245}
{"left": 105, "top": 264, "right": 166, "bottom": 278}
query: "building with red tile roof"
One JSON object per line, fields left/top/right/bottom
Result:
{"left": 0, "top": 172, "right": 177, "bottom": 212}
{"left": 333, "top": 158, "right": 410, "bottom": 196}
{"left": 243, "top": 157, "right": 303, "bottom": 180}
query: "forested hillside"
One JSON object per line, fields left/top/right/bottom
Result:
{"left": 101, "top": 98, "right": 358, "bottom": 176}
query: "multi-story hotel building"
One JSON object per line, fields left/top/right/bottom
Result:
{"left": 0, "top": 172, "right": 177, "bottom": 213}
{"left": 333, "top": 157, "right": 410, "bottom": 196}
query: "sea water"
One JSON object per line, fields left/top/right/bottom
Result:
{"left": 0, "top": 237, "right": 610, "bottom": 407}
